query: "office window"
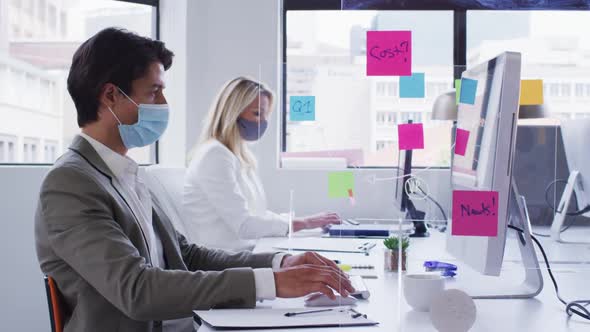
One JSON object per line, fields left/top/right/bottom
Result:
{"left": 376, "top": 140, "right": 394, "bottom": 151}
{"left": 23, "top": 143, "right": 30, "bottom": 162}
{"left": 23, "top": 0, "right": 34, "bottom": 17}
{"left": 560, "top": 83, "right": 571, "bottom": 97}
{"left": 0, "top": 0, "right": 156, "bottom": 164}
{"left": 376, "top": 82, "right": 387, "bottom": 97}
{"left": 0, "top": 65, "right": 7, "bottom": 103}
{"left": 31, "top": 144, "right": 38, "bottom": 162}
{"left": 414, "top": 112, "right": 423, "bottom": 123}
{"left": 44, "top": 140, "right": 58, "bottom": 163}
{"left": 38, "top": 0, "right": 46, "bottom": 23}
{"left": 387, "top": 112, "right": 397, "bottom": 125}
{"left": 22, "top": 138, "right": 40, "bottom": 163}
{"left": 467, "top": 11, "right": 590, "bottom": 123}
{"left": 388, "top": 82, "right": 398, "bottom": 97}
{"left": 575, "top": 83, "right": 584, "bottom": 97}
{"left": 376, "top": 112, "right": 386, "bottom": 125}
{"left": 426, "top": 82, "right": 437, "bottom": 98}
{"left": 48, "top": 4, "right": 56, "bottom": 30}
{"left": 8, "top": 142, "right": 15, "bottom": 162}
{"left": 285, "top": 10, "right": 453, "bottom": 167}
{"left": 60, "top": 11, "right": 67, "bottom": 37}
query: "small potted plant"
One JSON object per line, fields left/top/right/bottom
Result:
{"left": 383, "top": 236, "right": 409, "bottom": 272}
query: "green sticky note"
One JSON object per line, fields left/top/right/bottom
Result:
{"left": 328, "top": 171, "right": 354, "bottom": 198}
{"left": 455, "top": 79, "right": 461, "bottom": 104}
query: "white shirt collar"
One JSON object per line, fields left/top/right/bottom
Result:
{"left": 79, "top": 133, "right": 138, "bottom": 181}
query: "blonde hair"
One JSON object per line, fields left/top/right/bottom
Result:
{"left": 189, "top": 77, "right": 274, "bottom": 169}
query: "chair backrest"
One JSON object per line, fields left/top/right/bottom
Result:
{"left": 44, "top": 276, "right": 64, "bottom": 332}
{"left": 143, "top": 165, "right": 188, "bottom": 236}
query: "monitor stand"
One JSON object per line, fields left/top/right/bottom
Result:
{"left": 472, "top": 180, "right": 544, "bottom": 299}
{"left": 550, "top": 170, "right": 579, "bottom": 242}
{"left": 399, "top": 121, "right": 429, "bottom": 238}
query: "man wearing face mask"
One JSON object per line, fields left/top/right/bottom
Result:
{"left": 183, "top": 77, "right": 342, "bottom": 251}
{"left": 34, "top": 29, "right": 354, "bottom": 332}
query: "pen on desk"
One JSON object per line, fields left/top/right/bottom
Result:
{"left": 363, "top": 243, "right": 376, "bottom": 252}
{"left": 338, "top": 264, "right": 375, "bottom": 271}
{"left": 284, "top": 309, "right": 334, "bottom": 317}
{"left": 358, "top": 242, "right": 376, "bottom": 251}
{"left": 349, "top": 308, "right": 368, "bottom": 319}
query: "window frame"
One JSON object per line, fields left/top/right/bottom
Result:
{"left": 0, "top": 0, "right": 161, "bottom": 166}
{"left": 281, "top": 0, "right": 589, "bottom": 169}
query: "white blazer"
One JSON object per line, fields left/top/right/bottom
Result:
{"left": 183, "top": 139, "right": 289, "bottom": 250}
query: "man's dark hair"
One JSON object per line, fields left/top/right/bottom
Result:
{"left": 67, "top": 27, "right": 174, "bottom": 127}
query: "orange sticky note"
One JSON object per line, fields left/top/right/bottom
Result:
{"left": 520, "top": 80, "right": 544, "bottom": 105}
{"left": 348, "top": 189, "right": 356, "bottom": 206}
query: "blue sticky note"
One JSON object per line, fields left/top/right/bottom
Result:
{"left": 290, "top": 96, "right": 315, "bottom": 121}
{"left": 459, "top": 78, "right": 478, "bottom": 105}
{"left": 399, "top": 73, "right": 425, "bottom": 98}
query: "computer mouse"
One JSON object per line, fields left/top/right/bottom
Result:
{"left": 304, "top": 293, "right": 358, "bottom": 307}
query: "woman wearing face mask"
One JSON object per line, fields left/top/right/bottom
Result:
{"left": 183, "top": 77, "right": 341, "bottom": 250}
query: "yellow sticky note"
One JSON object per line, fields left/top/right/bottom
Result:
{"left": 520, "top": 80, "right": 544, "bottom": 105}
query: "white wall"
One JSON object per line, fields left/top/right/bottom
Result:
{"left": 159, "top": 0, "right": 188, "bottom": 166}
{"left": 0, "top": 166, "right": 51, "bottom": 331}
{"left": 181, "top": 0, "right": 451, "bottom": 219}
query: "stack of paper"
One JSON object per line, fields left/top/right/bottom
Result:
{"left": 194, "top": 307, "right": 378, "bottom": 330}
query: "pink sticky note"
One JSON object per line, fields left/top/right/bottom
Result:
{"left": 452, "top": 190, "right": 499, "bottom": 237}
{"left": 398, "top": 123, "right": 424, "bottom": 150}
{"left": 455, "top": 128, "right": 470, "bottom": 156}
{"left": 367, "top": 30, "right": 412, "bottom": 76}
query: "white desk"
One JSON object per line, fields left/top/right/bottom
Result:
{"left": 197, "top": 231, "right": 590, "bottom": 332}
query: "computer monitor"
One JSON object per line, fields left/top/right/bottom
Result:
{"left": 550, "top": 118, "right": 590, "bottom": 241}
{"left": 446, "top": 52, "right": 526, "bottom": 276}
{"left": 513, "top": 124, "right": 570, "bottom": 225}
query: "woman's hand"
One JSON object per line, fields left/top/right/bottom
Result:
{"left": 292, "top": 213, "right": 341, "bottom": 232}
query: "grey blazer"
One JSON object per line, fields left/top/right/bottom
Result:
{"left": 35, "top": 135, "right": 276, "bottom": 332}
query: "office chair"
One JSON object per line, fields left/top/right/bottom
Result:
{"left": 43, "top": 276, "right": 64, "bottom": 332}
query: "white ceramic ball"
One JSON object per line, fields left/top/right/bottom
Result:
{"left": 429, "top": 289, "right": 476, "bottom": 332}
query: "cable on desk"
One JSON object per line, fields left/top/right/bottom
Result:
{"left": 533, "top": 178, "right": 588, "bottom": 237}
{"left": 544, "top": 179, "right": 590, "bottom": 216}
{"left": 508, "top": 224, "right": 590, "bottom": 321}
{"left": 532, "top": 215, "right": 575, "bottom": 238}
{"left": 415, "top": 186, "right": 447, "bottom": 233}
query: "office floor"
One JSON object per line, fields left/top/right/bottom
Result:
{"left": 197, "top": 227, "right": 590, "bottom": 332}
